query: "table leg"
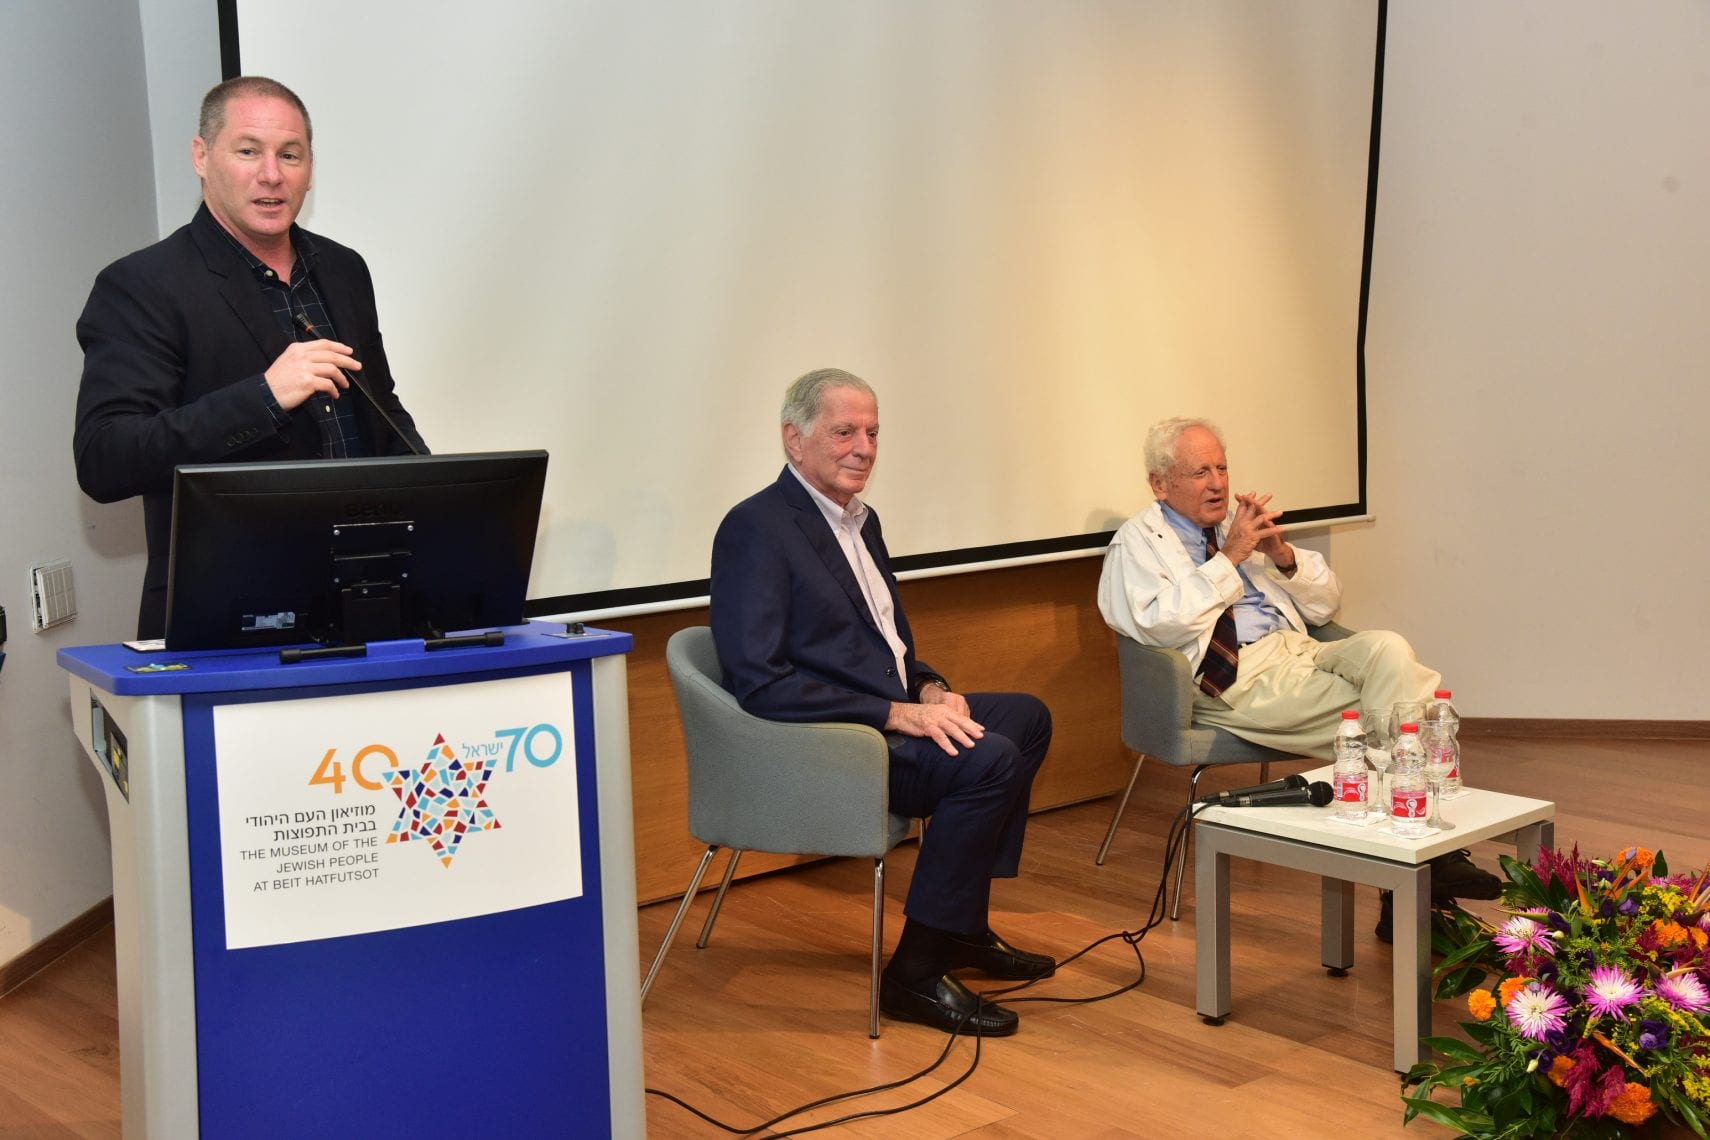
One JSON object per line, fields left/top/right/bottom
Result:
{"left": 1195, "top": 839, "right": 1231, "bottom": 1023}
{"left": 1515, "top": 819, "right": 1554, "bottom": 865}
{"left": 1321, "top": 877, "right": 1354, "bottom": 974}
{"left": 1391, "top": 861, "right": 1432, "bottom": 1072}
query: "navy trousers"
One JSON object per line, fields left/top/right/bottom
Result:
{"left": 884, "top": 691, "right": 1052, "bottom": 933}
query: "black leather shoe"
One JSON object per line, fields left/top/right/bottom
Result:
{"left": 1429, "top": 849, "right": 1502, "bottom": 901}
{"left": 880, "top": 973, "right": 1019, "bottom": 1036}
{"left": 944, "top": 930, "right": 1056, "bottom": 980}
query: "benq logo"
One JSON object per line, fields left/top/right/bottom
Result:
{"left": 343, "top": 500, "right": 404, "bottom": 519}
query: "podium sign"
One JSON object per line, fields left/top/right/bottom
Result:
{"left": 60, "top": 626, "right": 644, "bottom": 1138}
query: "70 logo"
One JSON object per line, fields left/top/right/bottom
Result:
{"left": 307, "top": 723, "right": 566, "bottom": 794}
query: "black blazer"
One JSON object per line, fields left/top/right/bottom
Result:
{"left": 74, "top": 204, "right": 427, "bottom": 637}
{"left": 709, "top": 467, "right": 941, "bottom": 730}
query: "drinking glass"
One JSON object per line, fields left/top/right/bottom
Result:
{"left": 1361, "top": 706, "right": 1394, "bottom": 814}
{"left": 1423, "top": 741, "right": 1456, "bottom": 830}
{"left": 1389, "top": 699, "right": 1425, "bottom": 739}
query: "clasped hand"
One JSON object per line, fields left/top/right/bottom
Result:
{"left": 1218, "top": 491, "right": 1291, "bottom": 567}
{"left": 887, "top": 685, "right": 983, "bottom": 756}
{"left": 264, "top": 338, "right": 360, "bottom": 411}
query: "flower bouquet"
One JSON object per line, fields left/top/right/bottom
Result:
{"left": 1403, "top": 847, "right": 1710, "bottom": 1137}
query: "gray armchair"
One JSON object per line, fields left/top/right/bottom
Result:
{"left": 639, "top": 626, "right": 914, "bottom": 1037}
{"left": 1099, "top": 622, "right": 1352, "bottom": 918}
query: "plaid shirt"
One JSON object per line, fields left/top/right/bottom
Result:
{"left": 222, "top": 228, "right": 369, "bottom": 458}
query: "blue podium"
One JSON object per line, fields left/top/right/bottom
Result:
{"left": 59, "top": 622, "right": 644, "bottom": 1137}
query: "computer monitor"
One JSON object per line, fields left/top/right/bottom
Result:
{"left": 163, "top": 451, "right": 549, "bottom": 652}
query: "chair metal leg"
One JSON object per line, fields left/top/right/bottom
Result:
{"left": 696, "top": 849, "right": 745, "bottom": 948}
{"left": 1171, "top": 766, "right": 1211, "bottom": 920}
{"left": 1096, "top": 754, "right": 1147, "bottom": 865}
{"left": 641, "top": 844, "right": 721, "bottom": 1004}
{"left": 869, "top": 856, "right": 886, "bottom": 1038}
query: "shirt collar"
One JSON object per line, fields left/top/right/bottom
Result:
{"left": 787, "top": 463, "right": 867, "bottom": 531}
{"left": 1159, "top": 501, "right": 1214, "bottom": 555}
{"left": 217, "top": 223, "right": 316, "bottom": 285}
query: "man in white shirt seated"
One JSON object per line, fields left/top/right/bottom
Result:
{"left": 1096, "top": 416, "right": 1496, "bottom": 939}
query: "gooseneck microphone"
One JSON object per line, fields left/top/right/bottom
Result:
{"left": 1217, "top": 781, "right": 1334, "bottom": 809}
{"left": 291, "top": 312, "right": 424, "bottom": 455}
{"left": 1197, "top": 773, "right": 1309, "bottom": 805}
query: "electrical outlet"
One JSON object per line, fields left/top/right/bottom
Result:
{"left": 30, "top": 558, "right": 77, "bottom": 632}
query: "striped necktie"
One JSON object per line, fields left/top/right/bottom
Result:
{"left": 1198, "top": 527, "right": 1240, "bottom": 698}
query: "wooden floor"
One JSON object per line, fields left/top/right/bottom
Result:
{"left": 2, "top": 736, "right": 1705, "bottom": 1138}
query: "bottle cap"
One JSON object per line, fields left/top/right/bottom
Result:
{"left": 1434, "top": 689, "right": 1452, "bottom": 699}
{"left": 1341, "top": 709, "right": 1360, "bottom": 719}
{"left": 1400, "top": 722, "right": 1419, "bottom": 733}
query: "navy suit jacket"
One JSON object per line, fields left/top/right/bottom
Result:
{"left": 73, "top": 204, "right": 427, "bottom": 637}
{"left": 710, "top": 467, "right": 942, "bottom": 730}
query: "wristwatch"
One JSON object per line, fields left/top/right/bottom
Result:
{"left": 909, "top": 672, "right": 951, "bottom": 701}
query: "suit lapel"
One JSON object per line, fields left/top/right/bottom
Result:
{"left": 776, "top": 470, "right": 883, "bottom": 634}
{"left": 189, "top": 207, "right": 293, "bottom": 367}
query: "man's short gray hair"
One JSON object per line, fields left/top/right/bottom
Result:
{"left": 198, "top": 76, "right": 313, "bottom": 149}
{"left": 1144, "top": 417, "right": 1224, "bottom": 478}
{"left": 780, "top": 368, "right": 876, "bottom": 438}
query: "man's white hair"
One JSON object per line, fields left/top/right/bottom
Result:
{"left": 1144, "top": 417, "right": 1224, "bottom": 478}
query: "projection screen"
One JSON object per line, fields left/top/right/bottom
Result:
{"left": 229, "top": 0, "right": 1381, "bottom": 614}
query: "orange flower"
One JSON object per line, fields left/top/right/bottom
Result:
{"left": 1608, "top": 1081, "right": 1658, "bottom": 1125}
{"left": 1620, "top": 846, "right": 1655, "bottom": 871}
{"left": 1467, "top": 990, "right": 1497, "bottom": 1021}
{"left": 1498, "top": 976, "right": 1531, "bottom": 1007}
{"left": 1546, "top": 1055, "right": 1575, "bottom": 1088}
{"left": 1692, "top": 927, "right": 1708, "bottom": 951}
{"left": 1653, "top": 920, "right": 1689, "bottom": 949}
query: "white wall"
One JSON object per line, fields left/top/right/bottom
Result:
{"left": 0, "top": 0, "right": 218, "bottom": 970}
{"left": 1332, "top": 0, "right": 1710, "bottom": 718}
{"left": 0, "top": 1, "right": 153, "bottom": 966}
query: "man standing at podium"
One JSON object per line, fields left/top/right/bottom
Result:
{"left": 711, "top": 368, "right": 1054, "bottom": 1036}
{"left": 73, "top": 76, "right": 426, "bottom": 640}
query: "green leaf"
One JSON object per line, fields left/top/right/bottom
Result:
{"left": 1428, "top": 1039, "right": 1487, "bottom": 1065}
{"left": 1400, "top": 1095, "right": 1493, "bottom": 1133}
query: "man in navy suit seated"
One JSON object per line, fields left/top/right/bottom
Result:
{"left": 710, "top": 368, "right": 1054, "bottom": 1036}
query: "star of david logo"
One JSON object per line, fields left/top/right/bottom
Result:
{"left": 382, "top": 733, "right": 502, "bottom": 867}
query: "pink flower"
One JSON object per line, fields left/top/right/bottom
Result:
{"left": 1493, "top": 915, "right": 1556, "bottom": 957}
{"left": 1655, "top": 971, "right": 1709, "bottom": 1013}
{"left": 1506, "top": 982, "right": 1569, "bottom": 1040}
{"left": 1584, "top": 965, "right": 1642, "bottom": 1019}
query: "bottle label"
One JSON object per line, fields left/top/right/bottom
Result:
{"left": 1334, "top": 773, "right": 1367, "bottom": 803}
{"left": 1392, "top": 788, "right": 1427, "bottom": 819}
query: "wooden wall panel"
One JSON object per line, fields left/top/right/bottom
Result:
{"left": 614, "top": 555, "right": 1131, "bottom": 904}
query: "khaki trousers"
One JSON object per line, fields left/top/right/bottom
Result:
{"left": 1191, "top": 628, "right": 1441, "bottom": 761}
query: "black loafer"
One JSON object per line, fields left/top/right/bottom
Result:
{"left": 1429, "top": 849, "right": 1502, "bottom": 901}
{"left": 880, "top": 973, "right": 1019, "bottom": 1036}
{"left": 944, "top": 930, "right": 1056, "bottom": 980}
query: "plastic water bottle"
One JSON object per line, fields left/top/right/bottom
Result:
{"left": 1389, "top": 723, "right": 1429, "bottom": 838}
{"left": 1423, "top": 689, "right": 1462, "bottom": 795}
{"left": 1332, "top": 709, "right": 1368, "bottom": 822}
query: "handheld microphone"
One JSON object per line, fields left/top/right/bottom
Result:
{"left": 1197, "top": 773, "right": 1308, "bottom": 805}
{"left": 1217, "top": 781, "right": 1334, "bottom": 809}
{"left": 292, "top": 312, "right": 424, "bottom": 455}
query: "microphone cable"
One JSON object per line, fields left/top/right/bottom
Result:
{"left": 645, "top": 1008, "right": 988, "bottom": 1135}
{"left": 645, "top": 791, "right": 1200, "bottom": 1133}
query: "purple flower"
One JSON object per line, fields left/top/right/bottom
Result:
{"left": 1584, "top": 965, "right": 1642, "bottom": 1018}
{"left": 1637, "top": 1019, "right": 1669, "bottom": 1050}
{"left": 1493, "top": 915, "right": 1556, "bottom": 957}
{"left": 1617, "top": 896, "right": 1639, "bottom": 916}
{"left": 1656, "top": 971, "right": 1710, "bottom": 1013}
{"left": 1507, "top": 983, "right": 1570, "bottom": 1040}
